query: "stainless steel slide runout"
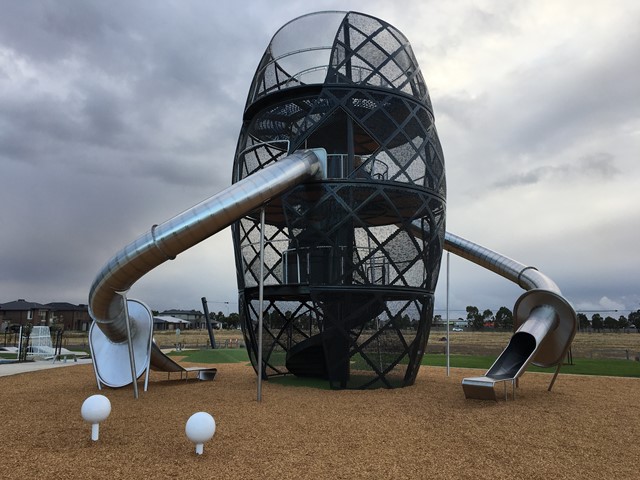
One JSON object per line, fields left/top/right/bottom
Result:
{"left": 443, "top": 232, "right": 577, "bottom": 400}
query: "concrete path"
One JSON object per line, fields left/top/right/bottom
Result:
{"left": 0, "top": 358, "right": 92, "bottom": 378}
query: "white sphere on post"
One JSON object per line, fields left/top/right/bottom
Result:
{"left": 185, "top": 412, "right": 216, "bottom": 455}
{"left": 81, "top": 395, "right": 112, "bottom": 441}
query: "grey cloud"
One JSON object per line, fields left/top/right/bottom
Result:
{"left": 462, "top": 4, "right": 520, "bottom": 36}
{"left": 128, "top": 154, "right": 230, "bottom": 189}
{"left": 499, "top": 32, "right": 640, "bottom": 157}
{"left": 0, "top": 96, "right": 83, "bottom": 165}
{"left": 436, "top": 9, "right": 640, "bottom": 181}
{"left": 580, "top": 152, "right": 620, "bottom": 179}
{"left": 492, "top": 152, "right": 620, "bottom": 188}
{"left": 79, "top": 86, "right": 129, "bottom": 144}
{"left": 492, "top": 166, "right": 552, "bottom": 188}
{"left": 0, "top": 2, "right": 114, "bottom": 64}
{"left": 436, "top": 92, "right": 488, "bottom": 129}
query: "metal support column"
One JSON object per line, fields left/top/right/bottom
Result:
{"left": 121, "top": 293, "right": 139, "bottom": 399}
{"left": 446, "top": 251, "right": 450, "bottom": 377}
{"left": 201, "top": 296, "right": 217, "bottom": 349}
{"left": 257, "top": 207, "right": 265, "bottom": 402}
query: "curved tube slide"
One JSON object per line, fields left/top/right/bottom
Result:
{"left": 88, "top": 149, "right": 326, "bottom": 389}
{"left": 444, "top": 232, "right": 577, "bottom": 400}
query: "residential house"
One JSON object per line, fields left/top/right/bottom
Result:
{"left": 46, "top": 302, "right": 91, "bottom": 331}
{"left": 153, "top": 315, "right": 190, "bottom": 331}
{"left": 0, "top": 300, "right": 91, "bottom": 331}
{"left": 0, "top": 299, "right": 52, "bottom": 329}
{"left": 158, "top": 309, "right": 204, "bottom": 329}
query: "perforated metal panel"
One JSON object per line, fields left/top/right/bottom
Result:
{"left": 232, "top": 11, "right": 446, "bottom": 389}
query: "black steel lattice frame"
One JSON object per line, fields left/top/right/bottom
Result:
{"left": 232, "top": 11, "right": 446, "bottom": 389}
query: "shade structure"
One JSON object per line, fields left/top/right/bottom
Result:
{"left": 232, "top": 11, "right": 446, "bottom": 389}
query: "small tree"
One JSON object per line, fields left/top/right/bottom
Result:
{"left": 466, "top": 306, "right": 484, "bottom": 331}
{"left": 495, "top": 306, "right": 514, "bottom": 331}
{"left": 577, "top": 313, "right": 590, "bottom": 330}
{"left": 227, "top": 312, "right": 240, "bottom": 329}
{"left": 591, "top": 314, "right": 603, "bottom": 332}
{"left": 618, "top": 315, "right": 629, "bottom": 330}
{"left": 628, "top": 310, "right": 640, "bottom": 332}
{"left": 604, "top": 316, "right": 618, "bottom": 331}
{"left": 482, "top": 309, "right": 494, "bottom": 328}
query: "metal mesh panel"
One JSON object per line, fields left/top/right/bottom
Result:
{"left": 232, "top": 12, "right": 445, "bottom": 389}
{"left": 237, "top": 141, "right": 289, "bottom": 180}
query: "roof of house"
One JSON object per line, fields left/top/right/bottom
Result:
{"left": 153, "top": 315, "right": 191, "bottom": 324}
{"left": 0, "top": 299, "right": 47, "bottom": 311}
{"left": 45, "top": 302, "right": 87, "bottom": 311}
{"left": 159, "top": 309, "right": 203, "bottom": 316}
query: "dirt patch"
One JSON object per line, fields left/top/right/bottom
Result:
{"left": 0, "top": 362, "right": 637, "bottom": 479}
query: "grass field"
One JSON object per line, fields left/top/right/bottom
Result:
{"left": 54, "top": 327, "right": 640, "bottom": 356}
{"left": 423, "top": 353, "right": 640, "bottom": 377}
{"left": 5, "top": 328, "right": 638, "bottom": 376}
{"left": 166, "top": 346, "right": 640, "bottom": 378}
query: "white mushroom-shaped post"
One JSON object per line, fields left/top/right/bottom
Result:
{"left": 185, "top": 412, "right": 216, "bottom": 455}
{"left": 81, "top": 394, "right": 111, "bottom": 441}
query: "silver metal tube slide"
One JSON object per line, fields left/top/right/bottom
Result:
{"left": 483, "top": 305, "right": 558, "bottom": 381}
{"left": 88, "top": 149, "right": 325, "bottom": 344}
{"left": 444, "top": 231, "right": 559, "bottom": 293}
{"left": 443, "top": 231, "right": 576, "bottom": 369}
{"left": 439, "top": 230, "right": 577, "bottom": 399}
{"left": 516, "top": 305, "right": 559, "bottom": 345}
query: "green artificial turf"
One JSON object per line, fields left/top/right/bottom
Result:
{"left": 166, "top": 348, "right": 640, "bottom": 378}
{"left": 422, "top": 353, "right": 640, "bottom": 378}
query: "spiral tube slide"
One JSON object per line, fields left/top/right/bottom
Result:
{"left": 443, "top": 232, "right": 577, "bottom": 400}
{"left": 88, "top": 149, "right": 326, "bottom": 389}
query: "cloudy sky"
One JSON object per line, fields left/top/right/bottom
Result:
{"left": 1, "top": 0, "right": 638, "bottom": 318}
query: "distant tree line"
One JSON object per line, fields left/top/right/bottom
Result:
{"left": 206, "top": 311, "right": 240, "bottom": 329}
{"left": 208, "top": 310, "right": 419, "bottom": 332}
{"left": 204, "top": 308, "right": 640, "bottom": 333}
{"left": 464, "top": 306, "right": 514, "bottom": 331}
{"left": 577, "top": 310, "right": 640, "bottom": 332}
{"left": 463, "top": 306, "right": 640, "bottom": 332}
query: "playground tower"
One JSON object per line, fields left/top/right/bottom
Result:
{"left": 232, "top": 11, "right": 446, "bottom": 388}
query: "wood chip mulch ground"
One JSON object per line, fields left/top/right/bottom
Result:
{"left": 0, "top": 362, "right": 637, "bottom": 479}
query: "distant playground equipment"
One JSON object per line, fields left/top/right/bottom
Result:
{"left": 0, "top": 326, "right": 89, "bottom": 363}
{"left": 27, "top": 326, "right": 88, "bottom": 362}
{"left": 0, "top": 325, "right": 28, "bottom": 362}
{"left": 27, "top": 326, "right": 53, "bottom": 359}
{"left": 87, "top": 11, "right": 576, "bottom": 400}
